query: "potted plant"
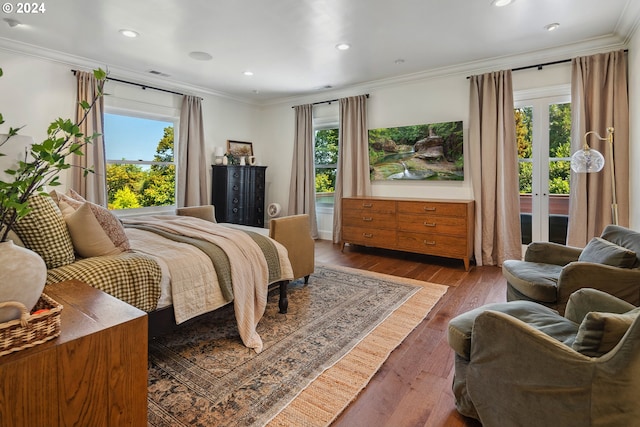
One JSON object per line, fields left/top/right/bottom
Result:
{"left": 0, "top": 67, "right": 106, "bottom": 321}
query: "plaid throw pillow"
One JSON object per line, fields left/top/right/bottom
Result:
{"left": 11, "top": 195, "right": 75, "bottom": 269}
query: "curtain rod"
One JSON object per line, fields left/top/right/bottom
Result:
{"left": 466, "top": 49, "right": 628, "bottom": 79}
{"left": 292, "top": 93, "right": 369, "bottom": 109}
{"left": 71, "top": 69, "right": 192, "bottom": 97}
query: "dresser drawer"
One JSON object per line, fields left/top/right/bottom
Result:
{"left": 397, "top": 232, "right": 467, "bottom": 257}
{"left": 343, "top": 198, "right": 396, "bottom": 213}
{"left": 397, "top": 214, "right": 467, "bottom": 236}
{"left": 398, "top": 201, "right": 467, "bottom": 217}
{"left": 343, "top": 226, "right": 396, "bottom": 248}
{"left": 343, "top": 211, "right": 396, "bottom": 229}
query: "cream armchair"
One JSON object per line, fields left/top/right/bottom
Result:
{"left": 502, "top": 225, "right": 640, "bottom": 314}
{"left": 447, "top": 288, "right": 640, "bottom": 427}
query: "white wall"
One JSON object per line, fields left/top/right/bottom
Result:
{"left": 629, "top": 30, "right": 640, "bottom": 230}
{"left": 0, "top": 49, "right": 261, "bottom": 203}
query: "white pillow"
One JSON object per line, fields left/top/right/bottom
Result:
{"left": 60, "top": 201, "right": 122, "bottom": 258}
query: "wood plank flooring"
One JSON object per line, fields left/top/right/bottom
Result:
{"left": 314, "top": 240, "right": 507, "bottom": 427}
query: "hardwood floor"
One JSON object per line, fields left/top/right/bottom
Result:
{"left": 314, "top": 240, "right": 507, "bottom": 427}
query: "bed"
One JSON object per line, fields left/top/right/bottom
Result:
{"left": 12, "top": 193, "right": 295, "bottom": 353}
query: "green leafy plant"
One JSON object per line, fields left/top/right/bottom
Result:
{"left": 0, "top": 67, "right": 107, "bottom": 242}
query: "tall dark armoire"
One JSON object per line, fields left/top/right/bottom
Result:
{"left": 210, "top": 165, "right": 267, "bottom": 227}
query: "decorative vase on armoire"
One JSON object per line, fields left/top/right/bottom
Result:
{"left": 0, "top": 240, "right": 47, "bottom": 323}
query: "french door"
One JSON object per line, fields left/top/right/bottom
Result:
{"left": 515, "top": 94, "right": 571, "bottom": 245}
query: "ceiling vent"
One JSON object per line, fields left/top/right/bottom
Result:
{"left": 148, "top": 70, "right": 170, "bottom": 77}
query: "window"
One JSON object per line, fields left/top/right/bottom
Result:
{"left": 314, "top": 127, "right": 339, "bottom": 207}
{"left": 515, "top": 96, "right": 571, "bottom": 244}
{"left": 104, "top": 113, "right": 176, "bottom": 210}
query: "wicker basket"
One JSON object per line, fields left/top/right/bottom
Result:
{"left": 0, "top": 293, "right": 63, "bottom": 356}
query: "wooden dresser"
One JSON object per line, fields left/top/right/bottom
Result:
{"left": 0, "top": 280, "right": 148, "bottom": 427}
{"left": 341, "top": 196, "right": 475, "bottom": 270}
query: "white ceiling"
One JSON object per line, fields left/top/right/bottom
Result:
{"left": 1, "top": 0, "right": 639, "bottom": 103}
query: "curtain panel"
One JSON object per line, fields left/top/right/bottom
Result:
{"left": 567, "top": 50, "right": 629, "bottom": 247}
{"left": 177, "top": 95, "right": 208, "bottom": 207}
{"left": 469, "top": 70, "right": 522, "bottom": 266}
{"left": 73, "top": 71, "right": 107, "bottom": 206}
{"left": 332, "top": 95, "right": 371, "bottom": 243}
{"left": 288, "top": 104, "right": 318, "bottom": 238}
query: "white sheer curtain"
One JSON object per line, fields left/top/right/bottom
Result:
{"left": 332, "top": 95, "right": 371, "bottom": 243}
{"left": 469, "top": 70, "right": 522, "bottom": 266}
{"left": 567, "top": 50, "right": 629, "bottom": 247}
{"left": 288, "top": 104, "right": 318, "bottom": 238}
{"left": 72, "top": 70, "right": 107, "bottom": 205}
{"left": 177, "top": 95, "right": 208, "bottom": 207}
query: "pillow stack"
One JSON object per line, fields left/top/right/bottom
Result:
{"left": 51, "top": 189, "right": 130, "bottom": 258}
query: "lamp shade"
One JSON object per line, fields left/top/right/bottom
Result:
{"left": 570, "top": 148, "right": 604, "bottom": 173}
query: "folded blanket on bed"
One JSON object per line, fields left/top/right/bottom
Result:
{"left": 122, "top": 215, "right": 293, "bottom": 353}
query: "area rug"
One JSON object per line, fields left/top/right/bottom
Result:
{"left": 147, "top": 265, "right": 448, "bottom": 427}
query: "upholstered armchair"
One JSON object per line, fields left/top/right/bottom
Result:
{"left": 447, "top": 288, "right": 640, "bottom": 427}
{"left": 502, "top": 225, "right": 640, "bottom": 314}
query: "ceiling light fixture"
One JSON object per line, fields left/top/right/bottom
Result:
{"left": 3, "top": 18, "right": 22, "bottom": 28}
{"left": 188, "top": 51, "right": 212, "bottom": 61}
{"left": 335, "top": 43, "right": 351, "bottom": 51}
{"left": 544, "top": 23, "right": 560, "bottom": 31}
{"left": 119, "top": 29, "right": 139, "bottom": 38}
{"left": 243, "top": 71, "right": 254, "bottom": 76}
{"left": 491, "top": 0, "right": 513, "bottom": 7}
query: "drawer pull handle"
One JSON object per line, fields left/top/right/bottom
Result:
{"left": 423, "top": 207, "right": 436, "bottom": 211}
{"left": 362, "top": 203, "right": 373, "bottom": 208}
{"left": 423, "top": 240, "right": 436, "bottom": 245}
{"left": 362, "top": 217, "right": 373, "bottom": 222}
{"left": 423, "top": 222, "right": 436, "bottom": 227}
{"left": 363, "top": 233, "right": 373, "bottom": 238}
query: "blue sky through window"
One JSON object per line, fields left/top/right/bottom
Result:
{"left": 104, "top": 113, "right": 173, "bottom": 161}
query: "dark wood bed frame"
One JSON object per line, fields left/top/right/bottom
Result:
{"left": 147, "top": 280, "right": 289, "bottom": 338}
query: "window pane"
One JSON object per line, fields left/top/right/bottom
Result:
{"left": 515, "top": 106, "right": 532, "bottom": 195}
{"left": 104, "top": 113, "right": 175, "bottom": 210}
{"left": 315, "top": 128, "right": 338, "bottom": 206}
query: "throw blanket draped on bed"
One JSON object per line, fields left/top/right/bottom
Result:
{"left": 122, "top": 215, "right": 293, "bottom": 353}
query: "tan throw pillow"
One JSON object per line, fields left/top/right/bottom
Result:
{"left": 578, "top": 237, "right": 637, "bottom": 268}
{"left": 572, "top": 307, "right": 640, "bottom": 357}
{"left": 59, "top": 201, "right": 122, "bottom": 258}
{"left": 10, "top": 195, "right": 75, "bottom": 269}
{"left": 53, "top": 189, "right": 130, "bottom": 251}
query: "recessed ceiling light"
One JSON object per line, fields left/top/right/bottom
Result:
{"left": 119, "top": 29, "right": 139, "bottom": 38}
{"left": 243, "top": 71, "right": 254, "bottom": 76}
{"left": 491, "top": 0, "right": 513, "bottom": 6}
{"left": 545, "top": 23, "right": 560, "bottom": 31}
{"left": 335, "top": 43, "right": 351, "bottom": 51}
{"left": 189, "top": 51, "right": 212, "bottom": 61}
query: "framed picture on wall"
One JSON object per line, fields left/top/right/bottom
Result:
{"left": 227, "top": 140, "right": 253, "bottom": 157}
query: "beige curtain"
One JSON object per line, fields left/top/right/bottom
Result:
{"left": 332, "top": 95, "right": 371, "bottom": 243}
{"left": 567, "top": 50, "right": 629, "bottom": 247}
{"left": 177, "top": 95, "right": 208, "bottom": 207}
{"left": 469, "top": 70, "right": 522, "bottom": 266}
{"left": 288, "top": 104, "right": 318, "bottom": 238}
{"left": 73, "top": 71, "right": 106, "bottom": 206}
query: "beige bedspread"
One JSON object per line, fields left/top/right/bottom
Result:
{"left": 123, "top": 215, "right": 293, "bottom": 353}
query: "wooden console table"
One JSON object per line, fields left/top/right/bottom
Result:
{"left": 341, "top": 196, "right": 475, "bottom": 270}
{"left": 0, "top": 280, "right": 148, "bottom": 427}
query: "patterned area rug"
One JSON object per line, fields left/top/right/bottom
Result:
{"left": 147, "top": 265, "right": 448, "bottom": 427}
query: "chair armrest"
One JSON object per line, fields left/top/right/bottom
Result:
{"left": 564, "top": 288, "right": 636, "bottom": 324}
{"left": 176, "top": 205, "right": 216, "bottom": 223}
{"left": 269, "top": 214, "right": 315, "bottom": 281}
{"left": 555, "top": 262, "right": 640, "bottom": 313}
{"left": 524, "top": 242, "right": 582, "bottom": 265}
{"left": 466, "top": 310, "right": 594, "bottom": 427}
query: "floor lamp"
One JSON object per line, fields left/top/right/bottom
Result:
{"left": 570, "top": 127, "right": 618, "bottom": 225}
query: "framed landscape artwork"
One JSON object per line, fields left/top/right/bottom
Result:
{"left": 227, "top": 140, "right": 253, "bottom": 157}
{"left": 368, "top": 121, "right": 464, "bottom": 181}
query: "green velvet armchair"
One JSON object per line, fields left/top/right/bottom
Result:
{"left": 447, "top": 288, "right": 640, "bottom": 427}
{"left": 502, "top": 225, "right": 640, "bottom": 314}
